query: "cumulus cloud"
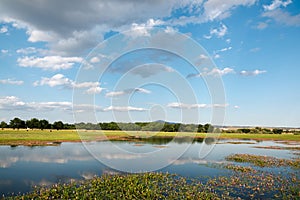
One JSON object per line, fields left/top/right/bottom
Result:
{"left": 187, "top": 67, "right": 234, "bottom": 78}
{"left": 167, "top": 102, "right": 228, "bottom": 109}
{"left": 0, "top": 26, "right": 8, "bottom": 33}
{"left": 0, "top": 0, "right": 261, "bottom": 55}
{"left": 0, "top": 78, "right": 24, "bottom": 85}
{"left": 262, "top": 9, "right": 300, "bottom": 27}
{"left": 0, "top": 0, "right": 192, "bottom": 55}
{"left": 103, "top": 106, "right": 147, "bottom": 112}
{"left": 203, "top": 0, "right": 256, "bottom": 21}
{"left": 124, "top": 19, "right": 164, "bottom": 38}
{"left": 239, "top": 69, "right": 267, "bottom": 76}
{"left": 17, "top": 56, "right": 82, "bottom": 71}
{"left": 34, "top": 74, "right": 103, "bottom": 94}
{"left": 106, "top": 88, "right": 151, "bottom": 98}
{"left": 1, "top": 49, "right": 8, "bottom": 54}
{"left": 263, "top": 0, "right": 292, "bottom": 11}
{"left": 256, "top": 22, "right": 268, "bottom": 30}
{"left": 89, "top": 56, "right": 100, "bottom": 63}
{"left": 0, "top": 96, "right": 103, "bottom": 113}
{"left": 204, "top": 23, "right": 228, "bottom": 39}
{"left": 130, "top": 64, "right": 174, "bottom": 78}
{"left": 16, "top": 47, "right": 48, "bottom": 55}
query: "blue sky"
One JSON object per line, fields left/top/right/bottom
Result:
{"left": 0, "top": 0, "right": 299, "bottom": 127}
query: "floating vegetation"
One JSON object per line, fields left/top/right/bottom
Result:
{"left": 206, "top": 171, "right": 300, "bottom": 199}
{"left": 226, "top": 153, "right": 300, "bottom": 168}
{"left": 4, "top": 171, "right": 300, "bottom": 200}
{"left": 253, "top": 145, "right": 300, "bottom": 151}
{"left": 223, "top": 164, "right": 257, "bottom": 173}
{"left": 4, "top": 173, "right": 220, "bottom": 200}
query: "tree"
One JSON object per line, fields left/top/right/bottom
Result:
{"left": 9, "top": 118, "right": 25, "bottom": 130}
{"left": 26, "top": 118, "right": 40, "bottom": 129}
{"left": 53, "top": 121, "right": 64, "bottom": 130}
{"left": 0, "top": 121, "right": 7, "bottom": 130}
{"left": 272, "top": 128, "right": 283, "bottom": 134}
{"left": 197, "top": 124, "right": 204, "bottom": 133}
{"left": 39, "top": 119, "right": 50, "bottom": 130}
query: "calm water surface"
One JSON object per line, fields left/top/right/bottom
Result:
{"left": 0, "top": 138, "right": 298, "bottom": 196}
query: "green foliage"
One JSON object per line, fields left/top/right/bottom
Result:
{"left": 272, "top": 128, "right": 283, "bottom": 134}
{"left": 52, "top": 121, "right": 64, "bottom": 130}
{"left": 0, "top": 121, "right": 7, "bottom": 129}
{"left": 9, "top": 117, "right": 26, "bottom": 129}
{"left": 226, "top": 153, "right": 300, "bottom": 168}
{"left": 7, "top": 173, "right": 220, "bottom": 200}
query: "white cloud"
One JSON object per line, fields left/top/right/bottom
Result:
{"left": 262, "top": 9, "right": 300, "bottom": 27}
{"left": 256, "top": 22, "right": 268, "bottom": 30}
{"left": 103, "top": 106, "right": 147, "bottom": 112}
{"left": 188, "top": 68, "right": 267, "bottom": 78}
{"left": 205, "top": 23, "right": 228, "bottom": 39}
{"left": 249, "top": 47, "right": 260, "bottom": 52}
{"left": 125, "top": 19, "right": 164, "bottom": 38}
{"left": 34, "top": 74, "right": 103, "bottom": 94}
{"left": 167, "top": 102, "right": 228, "bottom": 109}
{"left": 203, "top": 0, "right": 256, "bottom": 21}
{"left": 85, "top": 86, "right": 103, "bottom": 95}
{"left": 187, "top": 67, "right": 234, "bottom": 78}
{"left": 1, "top": 49, "right": 8, "bottom": 54}
{"left": 90, "top": 56, "right": 100, "bottom": 63}
{"left": 0, "top": 0, "right": 191, "bottom": 55}
{"left": 0, "top": 1, "right": 260, "bottom": 55}
{"left": 207, "top": 67, "right": 235, "bottom": 76}
{"left": 130, "top": 64, "right": 175, "bottom": 78}
{"left": 106, "top": 88, "right": 151, "bottom": 98}
{"left": 17, "top": 56, "right": 82, "bottom": 71}
{"left": 215, "top": 46, "right": 232, "bottom": 53}
{"left": 263, "top": 0, "right": 292, "bottom": 11}
{"left": 234, "top": 105, "right": 240, "bottom": 109}
{"left": 16, "top": 47, "right": 47, "bottom": 55}
{"left": 0, "top": 78, "right": 24, "bottom": 85}
{"left": 239, "top": 69, "right": 267, "bottom": 76}
{"left": 0, "top": 26, "right": 8, "bottom": 33}
{"left": 214, "top": 54, "right": 220, "bottom": 59}
{"left": 0, "top": 96, "right": 103, "bottom": 113}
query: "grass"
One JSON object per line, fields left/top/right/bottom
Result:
{"left": 0, "top": 129, "right": 299, "bottom": 146}
{"left": 0, "top": 129, "right": 299, "bottom": 145}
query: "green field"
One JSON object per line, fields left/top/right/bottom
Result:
{"left": 0, "top": 129, "right": 299, "bottom": 146}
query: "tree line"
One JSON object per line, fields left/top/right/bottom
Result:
{"left": 0, "top": 118, "right": 295, "bottom": 134}
{"left": 0, "top": 118, "right": 215, "bottom": 132}
{"left": 0, "top": 118, "right": 75, "bottom": 130}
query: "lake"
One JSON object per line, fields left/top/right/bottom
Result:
{"left": 0, "top": 138, "right": 298, "bottom": 196}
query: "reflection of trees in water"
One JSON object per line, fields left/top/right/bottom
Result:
{"left": 131, "top": 137, "right": 204, "bottom": 145}
{"left": 204, "top": 137, "right": 216, "bottom": 145}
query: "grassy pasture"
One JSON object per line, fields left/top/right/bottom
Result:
{"left": 0, "top": 129, "right": 299, "bottom": 146}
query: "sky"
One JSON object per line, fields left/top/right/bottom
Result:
{"left": 0, "top": 0, "right": 299, "bottom": 127}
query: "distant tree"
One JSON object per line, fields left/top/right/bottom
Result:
{"left": 197, "top": 124, "right": 204, "bottom": 133}
{"left": 26, "top": 118, "right": 40, "bottom": 129}
{"left": 53, "top": 121, "right": 64, "bottom": 130}
{"left": 272, "top": 128, "right": 283, "bottom": 134}
{"left": 9, "top": 118, "right": 25, "bottom": 130}
{"left": 238, "top": 128, "right": 251, "bottom": 133}
{"left": 0, "top": 121, "right": 7, "bottom": 130}
{"left": 39, "top": 119, "right": 50, "bottom": 130}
